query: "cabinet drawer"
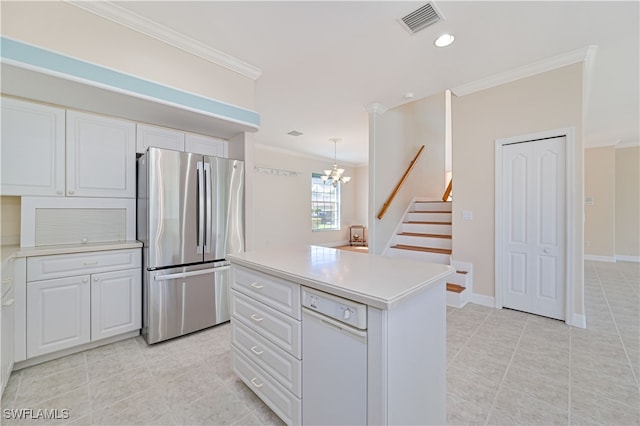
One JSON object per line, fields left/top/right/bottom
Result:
{"left": 232, "top": 266, "right": 301, "bottom": 319}
{"left": 232, "top": 320, "right": 301, "bottom": 397}
{"left": 231, "top": 290, "right": 301, "bottom": 359}
{"left": 232, "top": 349, "right": 301, "bottom": 426}
{"left": 27, "top": 249, "right": 141, "bottom": 281}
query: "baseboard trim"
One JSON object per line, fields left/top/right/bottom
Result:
{"left": 568, "top": 313, "right": 587, "bottom": 329}
{"left": 616, "top": 254, "right": 640, "bottom": 263}
{"left": 584, "top": 254, "right": 616, "bottom": 263}
{"left": 469, "top": 293, "right": 495, "bottom": 308}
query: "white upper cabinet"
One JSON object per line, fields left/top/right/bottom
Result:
{"left": 136, "top": 123, "right": 228, "bottom": 158}
{"left": 1, "top": 98, "right": 65, "bottom": 196}
{"left": 136, "top": 123, "right": 185, "bottom": 154}
{"left": 185, "top": 132, "right": 228, "bottom": 157}
{"left": 66, "top": 111, "right": 136, "bottom": 198}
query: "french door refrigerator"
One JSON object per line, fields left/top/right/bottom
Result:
{"left": 137, "top": 147, "right": 244, "bottom": 344}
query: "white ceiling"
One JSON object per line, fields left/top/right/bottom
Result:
{"left": 106, "top": 1, "right": 638, "bottom": 165}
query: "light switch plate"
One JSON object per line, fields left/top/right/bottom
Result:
{"left": 462, "top": 210, "right": 473, "bottom": 221}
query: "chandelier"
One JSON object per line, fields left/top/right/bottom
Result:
{"left": 322, "top": 138, "right": 351, "bottom": 187}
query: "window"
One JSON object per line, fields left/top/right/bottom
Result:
{"left": 311, "top": 173, "right": 340, "bottom": 231}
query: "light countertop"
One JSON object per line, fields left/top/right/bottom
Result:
{"left": 3, "top": 240, "right": 142, "bottom": 258}
{"left": 228, "top": 245, "right": 454, "bottom": 310}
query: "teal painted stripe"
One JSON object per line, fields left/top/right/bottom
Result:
{"left": 1, "top": 37, "right": 260, "bottom": 127}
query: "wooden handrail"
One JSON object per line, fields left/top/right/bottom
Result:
{"left": 377, "top": 145, "right": 425, "bottom": 220}
{"left": 442, "top": 179, "right": 452, "bottom": 201}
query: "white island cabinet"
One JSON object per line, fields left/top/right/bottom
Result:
{"left": 228, "top": 245, "right": 454, "bottom": 426}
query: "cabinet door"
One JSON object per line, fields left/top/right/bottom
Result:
{"left": 185, "top": 133, "right": 228, "bottom": 157}
{"left": 1, "top": 286, "right": 15, "bottom": 396}
{"left": 66, "top": 111, "right": 136, "bottom": 198}
{"left": 1, "top": 97, "right": 65, "bottom": 196}
{"left": 91, "top": 269, "right": 141, "bottom": 341}
{"left": 136, "top": 124, "right": 185, "bottom": 154}
{"left": 27, "top": 275, "right": 90, "bottom": 358}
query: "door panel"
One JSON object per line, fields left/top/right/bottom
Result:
{"left": 205, "top": 157, "right": 244, "bottom": 262}
{"left": 502, "top": 137, "right": 565, "bottom": 320}
{"left": 27, "top": 275, "right": 91, "bottom": 358}
{"left": 147, "top": 148, "right": 202, "bottom": 268}
{"left": 145, "top": 264, "right": 229, "bottom": 343}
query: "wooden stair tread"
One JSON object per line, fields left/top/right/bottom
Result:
{"left": 446, "top": 283, "right": 465, "bottom": 293}
{"left": 391, "top": 245, "right": 452, "bottom": 254}
{"left": 404, "top": 221, "right": 452, "bottom": 225}
{"left": 398, "top": 232, "right": 451, "bottom": 239}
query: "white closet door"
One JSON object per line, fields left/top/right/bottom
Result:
{"left": 502, "top": 136, "right": 565, "bottom": 320}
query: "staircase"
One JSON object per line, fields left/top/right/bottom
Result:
{"left": 384, "top": 200, "right": 472, "bottom": 308}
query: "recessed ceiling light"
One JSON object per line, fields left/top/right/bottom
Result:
{"left": 434, "top": 33, "right": 455, "bottom": 48}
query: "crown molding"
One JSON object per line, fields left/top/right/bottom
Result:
{"left": 451, "top": 46, "right": 596, "bottom": 97}
{"left": 254, "top": 143, "right": 363, "bottom": 167}
{"left": 66, "top": 1, "right": 262, "bottom": 80}
{"left": 615, "top": 140, "right": 640, "bottom": 149}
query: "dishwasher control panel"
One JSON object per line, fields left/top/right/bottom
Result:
{"left": 302, "top": 287, "right": 367, "bottom": 330}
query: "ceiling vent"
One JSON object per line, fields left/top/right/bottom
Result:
{"left": 398, "top": 2, "right": 443, "bottom": 34}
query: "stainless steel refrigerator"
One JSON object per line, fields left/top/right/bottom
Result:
{"left": 137, "top": 147, "right": 244, "bottom": 344}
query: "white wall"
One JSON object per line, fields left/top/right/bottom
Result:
{"left": 584, "top": 146, "right": 616, "bottom": 260}
{"left": 452, "top": 63, "right": 584, "bottom": 316}
{"left": 368, "top": 92, "right": 447, "bottom": 254}
{"left": 251, "top": 145, "right": 361, "bottom": 250}
{"left": 615, "top": 146, "right": 640, "bottom": 259}
{"left": 0, "top": 1, "right": 254, "bottom": 109}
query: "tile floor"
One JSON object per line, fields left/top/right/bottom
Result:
{"left": 1, "top": 260, "right": 638, "bottom": 425}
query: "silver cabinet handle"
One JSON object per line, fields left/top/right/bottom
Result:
{"left": 544, "top": 249, "right": 551, "bottom": 254}
{"left": 250, "top": 282, "right": 264, "bottom": 289}
{"left": 250, "top": 345, "right": 264, "bottom": 355}
{"left": 68, "top": 190, "right": 75, "bottom": 195}
{"left": 250, "top": 314, "right": 264, "bottom": 322}
{"left": 2, "top": 278, "right": 12, "bottom": 284}
{"left": 83, "top": 261, "right": 99, "bottom": 266}
{"left": 57, "top": 190, "right": 63, "bottom": 195}
{"left": 250, "top": 377, "right": 264, "bottom": 388}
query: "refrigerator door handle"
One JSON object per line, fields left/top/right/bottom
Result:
{"left": 204, "top": 161, "right": 212, "bottom": 254}
{"left": 153, "top": 266, "right": 230, "bottom": 281}
{"left": 196, "top": 161, "right": 205, "bottom": 254}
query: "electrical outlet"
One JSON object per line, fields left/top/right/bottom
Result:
{"left": 462, "top": 210, "right": 473, "bottom": 221}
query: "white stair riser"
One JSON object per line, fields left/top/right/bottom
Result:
{"left": 393, "top": 235, "right": 452, "bottom": 250}
{"left": 406, "top": 212, "right": 451, "bottom": 223}
{"left": 401, "top": 223, "right": 452, "bottom": 235}
{"left": 447, "top": 272, "right": 468, "bottom": 286}
{"left": 446, "top": 290, "right": 468, "bottom": 308}
{"left": 413, "top": 202, "right": 451, "bottom": 212}
{"left": 386, "top": 248, "right": 450, "bottom": 265}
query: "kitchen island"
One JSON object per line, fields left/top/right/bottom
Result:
{"left": 228, "top": 245, "right": 453, "bottom": 425}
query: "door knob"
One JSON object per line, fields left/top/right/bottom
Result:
{"left": 543, "top": 249, "right": 551, "bottom": 254}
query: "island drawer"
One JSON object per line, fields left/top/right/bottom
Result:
{"left": 231, "top": 289, "right": 301, "bottom": 359}
{"left": 232, "top": 320, "right": 301, "bottom": 397}
{"left": 232, "top": 349, "right": 301, "bottom": 426}
{"left": 232, "top": 266, "right": 301, "bottom": 320}
{"left": 27, "top": 249, "right": 141, "bottom": 282}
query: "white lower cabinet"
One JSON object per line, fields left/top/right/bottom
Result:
{"left": 27, "top": 275, "right": 91, "bottom": 358}
{"left": 231, "top": 266, "right": 301, "bottom": 426}
{"left": 91, "top": 269, "right": 141, "bottom": 341}
{"left": 26, "top": 249, "right": 141, "bottom": 359}
{"left": 1, "top": 278, "right": 16, "bottom": 396}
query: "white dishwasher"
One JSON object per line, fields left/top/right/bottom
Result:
{"left": 302, "top": 287, "right": 367, "bottom": 425}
